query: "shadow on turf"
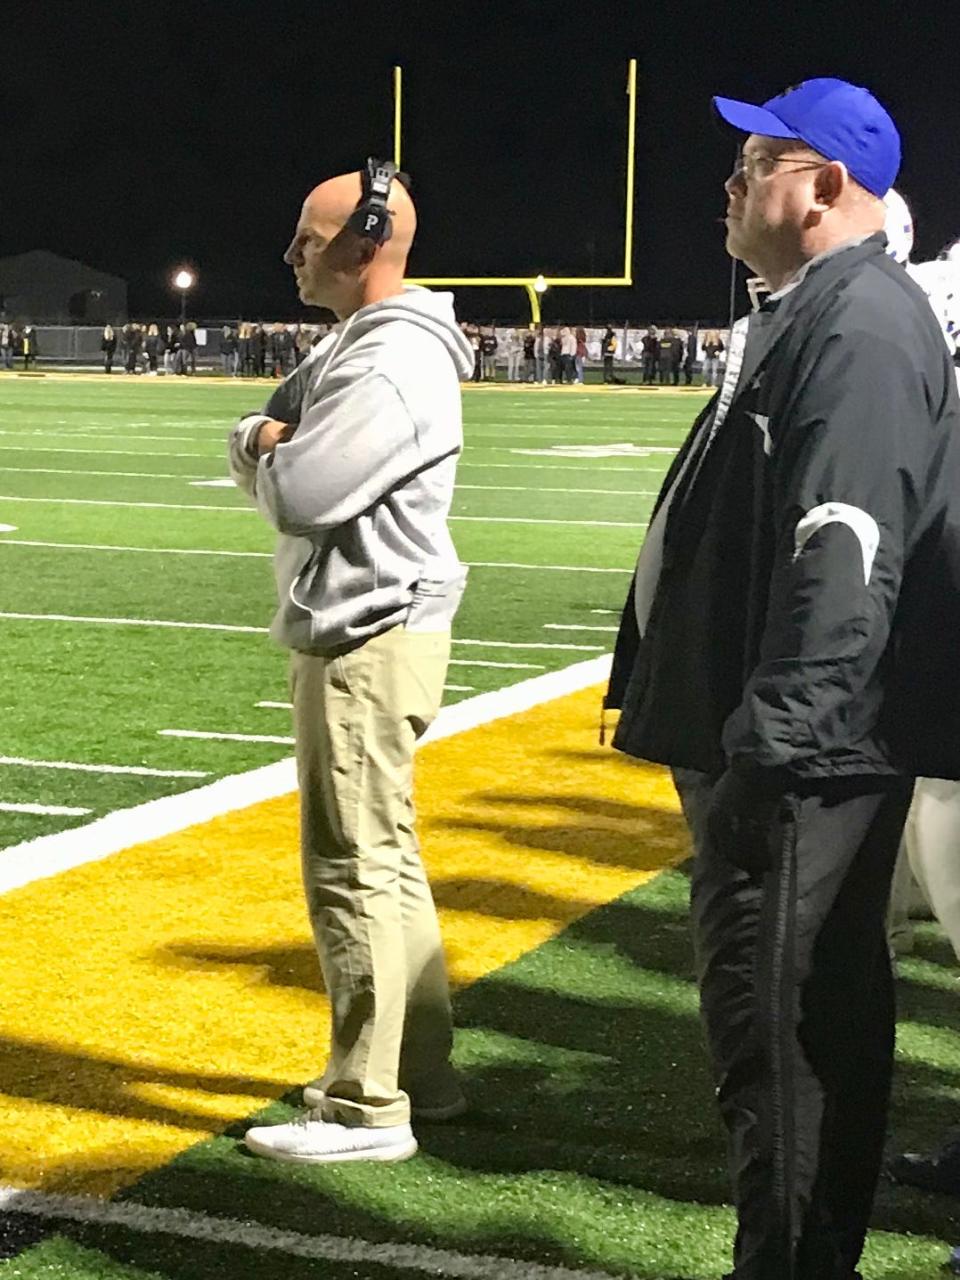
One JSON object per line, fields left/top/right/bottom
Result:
{"left": 85, "top": 871, "right": 957, "bottom": 1279}
{"left": 2, "top": 813, "right": 958, "bottom": 1273}
{"left": 3, "top": 865, "right": 957, "bottom": 1274}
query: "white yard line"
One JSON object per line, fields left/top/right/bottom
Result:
{"left": 590, "top": 608, "right": 621, "bottom": 614}
{"left": 0, "top": 802, "right": 91, "bottom": 816}
{"left": 0, "top": 450, "right": 672, "bottom": 470}
{"left": 455, "top": 639, "right": 603, "bottom": 652}
{"left": 0, "top": 469, "right": 655, "bottom": 496}
{"left": 458, "top": 465, "right": 675, "bottom": 476}
{"left": 543, "top": 624, "right": 619, "bottom": 634}
{"left": 484, "top": 451, "right": 673, "bottom": 466}
{"left": 0, "top": 1186, "right": 623, "bottom": 1280}
{"left": 0, "top": 466, "right": 217, "bottom": 480}
{"left": 0, "top": 612, "right": 268, "bottom": 633}
{"left": 452, "top": 516, "right": 646, "bottom": 528}
{"left": 0, "top": 497, "right": 645, "bottom": 527}
{"left": 0, "top": 611, "right": 603, "bottom": 651}
{"left": 0, "top": 756, "right": 208, "bottom": 778}
{"left": 0, "top": 431, "right": 211, "bottom": 444}
{"left": 0, "top": 495, "right": 252, "bottom": 512}
{"left": 0, "top": 466, "right": 656, "bottom": 492}
{"left": 0, "top": 539, "right": 272, "bottom": 558}
{"left": 0, "top": 542, "right": 632, "bottom": 573}
{"left": 448, "top": 659, "right": 543, "bottom": 669}
{"left": 0, "top": 445, "right": 218, "bottom": 459}
{"left": 471, "top": 429, "right": 682, "bottom": 434}
{"left": 256, "top": 689, "right": 474, "bottom": 705}
{"left": 159, "top": 730, "right": 296, "bottom": 746}
{"left": 465, "top": 560, "right": 631, "bottom": 574}
{"left": 457, "top": 485, "right": 658, "bottom": 496}
{"left": 0, "top": 656, "right": 609, "bottom": 895}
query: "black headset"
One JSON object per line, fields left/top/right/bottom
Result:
{"left": 346, "top": 157, "right": 410, "bottom": 246}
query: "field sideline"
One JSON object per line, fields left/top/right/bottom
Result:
{"left": 0, "top": 377, "right": 956, "bottom": 1279}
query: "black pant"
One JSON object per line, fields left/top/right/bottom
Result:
{"left": 603, "top": 355, "right": 614, "bottom": 383}
{"left": 674, "top": 768, "right": 912, "bottom": 1280}
{"left": 642, "top": 357, "right": 657, "bottom": 383}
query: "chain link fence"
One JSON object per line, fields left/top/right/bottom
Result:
{"left": 7, "top": 323, "right": 730, "bottom": 377}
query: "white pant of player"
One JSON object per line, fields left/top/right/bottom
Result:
{"left": 890, "top": 778, "right": 960, "bottom": 962}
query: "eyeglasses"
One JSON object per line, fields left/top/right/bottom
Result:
{"left": 729, "top": 153, "right": 828, "bottom": 185}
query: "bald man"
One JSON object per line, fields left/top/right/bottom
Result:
{"left": 606, "top": 81, "right": 960, "bottom": 1279}
{"left": 229, "top": 160, "right": 474, "bottom": 1165}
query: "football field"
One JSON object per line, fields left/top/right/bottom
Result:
{"left": 0, "top": 376, "right": 956, "bottom": 1279}
{"left": 0, "top": 377, "right": 689, "bottom": 849}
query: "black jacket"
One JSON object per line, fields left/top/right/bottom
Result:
{"left": 607, "top": 236, "right": 960, "bottom": 782}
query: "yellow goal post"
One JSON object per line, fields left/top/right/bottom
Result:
{"left": 395, "top": 60, "right": 637, "bottom": 324}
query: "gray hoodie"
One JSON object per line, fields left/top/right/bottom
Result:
{"left": 229, "top": 286, "right": 475, "bottom": 653}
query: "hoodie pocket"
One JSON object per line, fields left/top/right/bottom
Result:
{"left": 276, "top": 544, "right": 324, "bottom": 650}
{"left": 405, "top": 566, "right": 468, "bottom": 633}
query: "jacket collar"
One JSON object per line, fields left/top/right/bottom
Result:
{"left": 728, "top": 233, "right": 887, "bottom": 412}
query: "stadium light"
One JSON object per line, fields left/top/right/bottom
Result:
{"left": 171, "top": 267, "right": 197, "bottom": 323}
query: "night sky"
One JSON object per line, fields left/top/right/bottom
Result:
{"left": 4, "top": 1, "right": 957, "bottom": 326}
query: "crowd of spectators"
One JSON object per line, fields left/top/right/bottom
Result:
{"left": 0, "top": 322, "right": 40, "bottom": 370}
{"left": 98, "top": 321, "right": 330, "bottom": 376}
{"left": 1, "top": 317, "right": 726, "bottom": 384}
{"left": 458, "top": 322, "right": 727, "bottom": 386}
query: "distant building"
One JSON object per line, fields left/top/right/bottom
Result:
{"left": 0, "top": 250, "right": 127, "bottom": 323}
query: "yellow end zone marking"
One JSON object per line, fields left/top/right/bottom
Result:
{"left": 0, "top": 684, "right": 686, "bottom": 1198}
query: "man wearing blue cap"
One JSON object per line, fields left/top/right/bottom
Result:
{"left": 606, "top": 79, "right": 960, "bottom": 1279}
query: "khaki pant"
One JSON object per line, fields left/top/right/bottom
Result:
{"left": 290, "top": 626, "right": 457, "bottom": 1128}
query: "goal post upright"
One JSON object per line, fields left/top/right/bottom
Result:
{"left": 393, "top": 66, "right": 402, "bottom": 170}
{"left": 623, "top": 57, "right": 636, "bottom": 282}
{"left": 394, "top": 59, "right": 638, "bottom": 325}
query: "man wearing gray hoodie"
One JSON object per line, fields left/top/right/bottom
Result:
{"left": 229, "top": 161, "right": 474, "bottom": 1166}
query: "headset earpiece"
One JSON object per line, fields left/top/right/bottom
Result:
{"left": 347, "top": 157, "right": 400, "bottom": 246}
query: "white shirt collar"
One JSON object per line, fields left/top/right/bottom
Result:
{"left": 766, "top": 234, "right": 874, "bottom": 302}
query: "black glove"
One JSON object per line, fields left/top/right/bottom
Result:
{"left": 706, "top": 766, "right": 786, "bottom": 875}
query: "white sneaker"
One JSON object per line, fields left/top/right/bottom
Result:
{"left": 302, "top": 1084, "right": 467, "bottom": 1122}
{"left": 244, "top": 1113, "right": 418, "bottom": 1165}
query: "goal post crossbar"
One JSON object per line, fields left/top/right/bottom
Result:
{"left": 395, "top": 59, "right": 638, "bottom": 324}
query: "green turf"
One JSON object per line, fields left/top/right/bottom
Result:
{"left": 3, "top": 872, "right": 958, "bottom": 1278}
{"left": 0, "top": 378, "right": 698, "bottom": 847}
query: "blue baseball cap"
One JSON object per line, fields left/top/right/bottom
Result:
{"left": 713, "top": 78, "right": 900, "bottom": 198}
